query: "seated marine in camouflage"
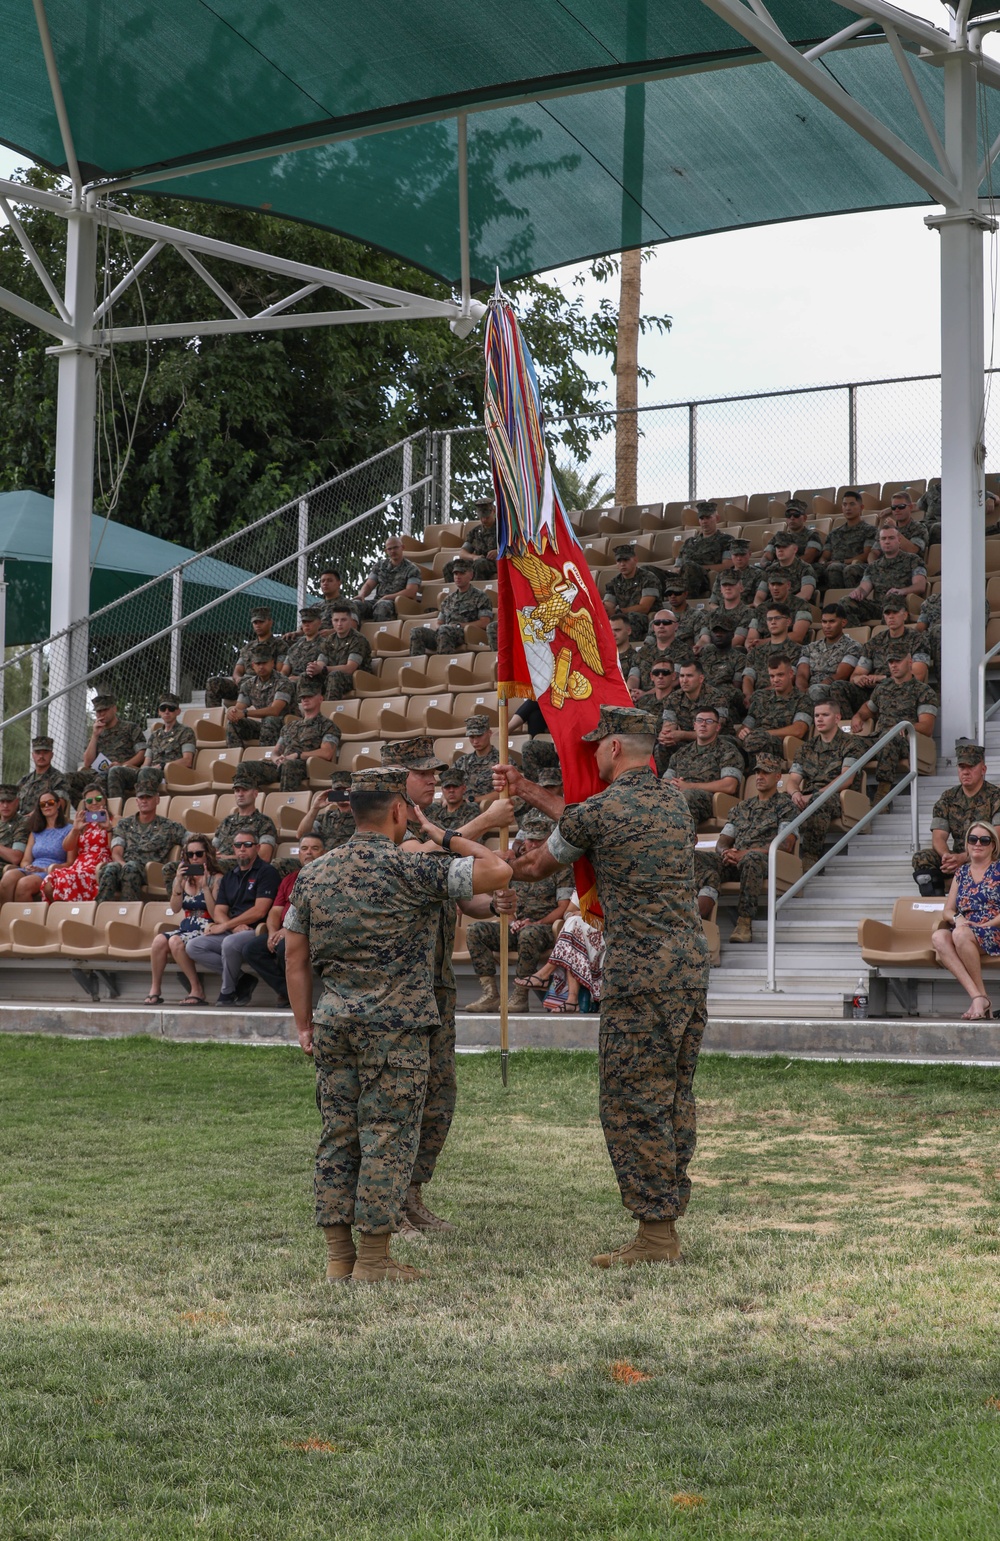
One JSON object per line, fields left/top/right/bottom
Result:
{"left": 741, "top": 601, "right": 810, "bottom": 693}
{"left": 96, "top": 768, "right": 188, "bottom": 902}
{"left": 444, "top": 495, "right": 499, "bottom": 581}
{"left": 322, "top": 603, "right": 373, "bottom": 700}
{"left": 298, "top": 773, "right": 356, "bottom": 850}
{"left": 16, "top": 735, "right": 71, "bottom": 817}
{"left": 70, "top": 692, "right": 146, "bottom": 803}
{"left": 212, "top": 771, "right": 279, "bottom": 874}
{"left": 225, "top": 646, "right": 295, "bottom": 747}
{"left": 408, "top": 557, "right": 493, "bottom": 655}
{"left": 135, "top": 693, "right": 197, "bottom": 792}
{"left": 603, "top": 543, "right": 663, "bottom": 641}
{"left": 912, "top": 739, "right": 1000, "bottom": 896}
{"left": 353, "top": 535, "right": 422, "bottom": 621}
{"left": 711, "top": 538, "right": 768, "bottom": 605}
{"left": 453, "top": 714, "right": 500, "bottom": 800}
{"left": 205, "top": 606, "right": 285, "bottom": 707}
{"left": 466, "top": 810, "right": 574, "bottom": 1012}
{"left": 612, "top": 615, "right": 641, "bottom": 687}
{"left": 435, "top": 766, "right": 482, "bottom": 830}
{"left": 315, "top": 568, "right": 359, "bottom": 629}
{"left": 850, "top": 641, "right": 939, "bottom": 793}
{"left": 794, "top": 602, "right": 865, "bottom": 717}
{"left": 849, "top": 600, "right": 933, "bottom": 693}
{"left": 236, "top": 679, "right": 342, "bottom": 792}
{"left": 673, "top": 502, "right": 731, "bottom": 598}
{"left": 0, "top": 784, "right": 28, "bottom": 886}
{"left": 280, "top": 606, "right": 331, "bottom": 687}
{"left": 694, "top": 752, "right": 799, "bottom": 944}
{"left": 742, "top": 576, "right": 813, "bottom": 654}
{"left": 737, "top": 655, "right": 813, "bottom": 755}
{"left": 751, "top": 533, "right": 817, "bottom": 606}
{"left": 631, "top": 610, "right": 690, "bottom": 693}
{"left": 815, "top": 492, "right": 875, "bottom": 592}
{"left": 759, "top": 500, "right": 824, "bottom": 566}
{"left": 841, "top": 525, "right": 927, "bottom": 626}
{"left": 660, "top": 658, "right": 734, "bottom": 748}
{"left": 661, "top": 706, "right": 745, "bottom": 827}
{"left": 783, "top": 699, "right": 863, "bottom": 867}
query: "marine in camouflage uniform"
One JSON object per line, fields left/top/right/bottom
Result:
{"left": 741, "top": 680, "right": 814, "bottom": 742}
{"left": 453, "top": 714, "right": 500, "bottom": 799}
{"left": 662, "top": 677, "right": 735, "bottom": 733}
{"left": 308, "top": 773, "right": 357, "bottom": 850}
{"left": 356, "top": 553, "right": 423, "bottom": 622}
{"left": 97, "top": 780, "right": 188, "bottom": 902}
{"left": 281, "top": 609, "right": 331, "bottom": 685}
{"left": 212, "top": 777, "right": 281, "bottom": 877}
{"left": 112, "top": 693, "right": 196, "bottom": 798}
{"left": 205, "top": 608, "right": 285, "bottom": 706}
{"left": 225, "top": 651, "right": 295, "bottom": 747}
{"left": 853, "top": 626, "right": 933, "bottom": 689}
{"left": 912, "top": 740, "right": 1000, "bottom": 894}
{"left": 797, "top": 632, "right": 864, "bottom": 715}
{"left": 864, "top": 666, "right": 939, "bottom": 786}
{"left": 16, "top": 738, "right": 71, "bottom": 817}
{"left": 70, "top": 695, "right": 146, "bottom": 803}
{"left": 286, "top": 768, "right": 476, "bottom": 1239}
{"left": 0, "top": 785, "right": 28, "bottom": 884}
{"left": 786, "top": 728, "right": 863, "bottom": 861}
{"left": 603, "top": 554, "right": 663, "bottom": 641}
{"left": 634, "top": 632, "right": 689, "bottom": 690}
{"left": 323, "top": 617, "right": 373, "bottom": 700}
{"left": 520, "top": 737, "right": 561, "bottom": 783}
{"left": 710, "top": 541, "right": 768, "bottom": 605}
{"left": 694, "top": 758, "right": 798, "bottom": 919}
{"left": 540, "top": 706, "right": 709, "bottom": 1236}
{"left": 661, "top": 734, "right": 745, "bottom": 827}
{"left": 760, "top": 509, "right": 822, "bottom": 565}
{"left": 842, "top": 548, "right": 927, "bottom": 625}
{"left": 443, "top": 499, "right": 498, "bottom": 581}
{"left": 408, "top": 561, "right": 493, "bottom": 654}
{"left": 434, "top": 767, "right": 481, "bottom": 831}
{"left": 675, "top": 521, "right": 731, "bottom": 599}
{"left": 752, "top": 549, "right": 818, "bottom": 604}
{"left": 236, "top": 681, "right": 342, "bottom": 791}
{"left": 819, "top": 518, "right": 875, "bottom": 591}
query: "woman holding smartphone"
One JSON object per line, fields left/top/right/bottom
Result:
{"left": 45, "top": 785, "right": 117, "bottom": 901}
{"left": 145, "top": 839, "right": 222, "bottom": 1005}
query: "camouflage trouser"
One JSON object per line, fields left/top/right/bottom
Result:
{"left": 312, "top": 1020, "right": 430, "bottom": 1234}
{"left": 409, "top": 623, "right": 466, "bottom": 656}
{"left": 444, "top": 557, "right": 495, "bottom": 582}
{"left": 106, "top": 764, "right": 150, "bottom": 801}
{"left": 695, "top": 849, "right": 769, "bottom": 918}
{"left": 356, "top": 597, "right": 399, "bottom": 622}
{"left": 798, "top": 800, "right": 835, "bottom": 861}
{"left": 873, "top": 738, "right": 908, "bottom": 787}
{"left": 599, "top": 989, "right": 707, "bottom": 1220}
{"left": 324, "top": 670, "right": 356, "bottom": 701}
{"left": 676, "top": 559, "right": 711, "bottom": 599}
{"left": 411, "top": 987, "right": 457, "bottom": 1187}
{"left": 225, "top": 715, "right": 283, "bottom": 748}
{"left": 912, "top": 846, "right": 950, "bottom": 894}
{"left": 95, "top": 860, "right": 148, "bottom": 902}
{"left": 680, "top": 788, "right": 714, "bottom": 828}
{"left": 467, "top": 918, "right": 554, "bottom": 979}
{"left": 807, "top": 680, "right": 865, "bottom": 717}
{"left": 819, "top": 561, "right": 866, "bottom": 592}
{"left": 205, "top": 675, "right": 239, "bottom": 707}
{"left": 233, "top": 758, "right": 316, "bottom": 793}
{"left": 840, "top": 597, "right": 884, "bottom": 627}
{"left": 520, "top": 737, "right": 560, "bottom": 783}
{"left": 486, "top": 620, "right": 498, "bottom": 649}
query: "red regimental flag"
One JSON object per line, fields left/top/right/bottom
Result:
{"left": 497, "top": 505, "right": 632, "bottom": 920}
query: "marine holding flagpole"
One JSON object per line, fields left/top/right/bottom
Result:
{"left": 484, "top": 286, "right": 710, "bottom": 1266}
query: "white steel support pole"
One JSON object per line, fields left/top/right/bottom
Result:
{"left": 929, "top": 50, "right": 993, "bottom": 759}
{"left": 401, "top": 440, "right": 413, "bottom": 534}
{"left": 48, "top": 206, "right": 100, "bottom": 773}
{"left": 31, "top": 648, "right": 43, "bottom": 740}
{"left": 0, "top": 561, "right": 6, "bottom": 780}
{"left": 169, "top": 570, "right": 183, "bottom": 696}
{"left": 297, "top": 499, "right": 310, "bottom": 608}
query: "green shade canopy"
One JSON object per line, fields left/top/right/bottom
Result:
{"left": 2, "top": 2, "right": 993, "bottom": 283}
{"left": 0, "top": 491, "right": 298, "bottom": 644}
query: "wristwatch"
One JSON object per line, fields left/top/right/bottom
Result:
{"left": 442, "top": 828, "right": 455, "bottom": 850}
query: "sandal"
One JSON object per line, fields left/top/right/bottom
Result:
{"left": 143, "top": 993, "right": 163, "bottom": 1005}
{"left": 543, "top": 999, "right": 579, "bottom": 1013}
{"left": 515, "top": 973, "right": 550, "bottom": 991}
{"left": 966, "top": 994, "right": 992, "bottom": 1020}
{"left": 180, "top": 994, "right": 207, "bottom": 1007}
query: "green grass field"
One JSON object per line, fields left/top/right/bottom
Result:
{"left": 2, "top": 1036, "right": 1000, "bottom": 1539}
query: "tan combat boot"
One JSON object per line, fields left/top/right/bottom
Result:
{"left": 875, "top": 781, "right": 892, "bottom": 803}
{"left": 404, "top": 1183, "right": 455, "bottom": 1233}
{"left": 509, "top": 983, "right": 530, "bottom": 1013}
{"left": 396, "top": 1213, "right": 426, "bottom": 1241}
{"left": 351, "top": 1232, "right": 425, "bottom": 1283}
{"left": 730, "top": 916, "right": 753, "bottom": 943}
{"left": 463, "top": 976, "right": 500, "bottom": 1011}
{"left": 322, "top": 1224, "right": 357, "bottom": 1282}
{"left": 591, "top": 1219, "right": 682, "bottom": 1268}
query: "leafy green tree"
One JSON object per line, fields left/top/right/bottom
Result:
{"left": 552, "top": 461, "right": 615, "bottom": 512}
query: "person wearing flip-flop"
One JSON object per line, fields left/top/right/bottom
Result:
{"left": 465, "top": 809, "right": 573, "bottom": 1013}
{"left": 144, "top": 838, "right": 224, "bottom": 1005}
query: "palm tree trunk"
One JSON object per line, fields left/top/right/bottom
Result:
{"left": 615, "top": 247, "right": 641, "bottom": 507}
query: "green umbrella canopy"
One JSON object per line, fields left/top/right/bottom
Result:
{"left": 2, "top": 2, "right": 993, "bottom": 284}
{"left": 0, "top": 490, "right": 298, "bottom": 645}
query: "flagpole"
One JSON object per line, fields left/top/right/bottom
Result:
{"left": 498, "top": 694, "right": 510, "bottom": 1088}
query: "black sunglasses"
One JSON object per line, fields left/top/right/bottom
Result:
{"left": 233, "top": 840, "right": 256, "bottom": 849}
{"left": 650, "top": 670, "right": 672, "bottom": 678}
{"left": 159, "top": 703, "right": 179, "bottom": 712}
{"left": 967, "top": 834, "right": 993, "bottom": 846}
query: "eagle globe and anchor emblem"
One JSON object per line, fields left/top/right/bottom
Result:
{"left": 510, "top": 550, "right": 606, "bottom": 708}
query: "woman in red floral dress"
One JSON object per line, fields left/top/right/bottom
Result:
{"left": 45, "top": 785, "right": 117, "bottom": 902}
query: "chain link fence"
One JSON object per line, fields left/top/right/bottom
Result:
{"left": 0, "top": 433, "right": 431, "bottom": 779}
{"left": 433, "top": 369, "right": 1000, "bottom": 519}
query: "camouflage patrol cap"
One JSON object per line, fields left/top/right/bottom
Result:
{"left": 955, "top": 739, "right": 986, "bottom": 766}
{"left": 719, "top": 571, "right": 743, "bottom": 586}
{"left": 250, "top": 606, "right": 272, "bottom": 621}
{"left": 772, "top": 531, "right": 797, "bottom": 548}
{"left": 728, "top": 538, "right": 751, "bottom": 554}
{"left": 465, "top": 714, "right": 491, "bottom": 736}
{"left": 299, "top": 606, "right": 322, "bottom": 621}
{"left": 537, "top": 767, "right": 563, "bottom": 787}
{"left": 662, "top": 576, "right": 687, "bottom": 595}
{"left": 581, "top": 704, "right": 657, "bottom": 741}
{"left": 328, "top": 769, "right": 353, "bottom": 787}
{"left": 695, "top": 500, "right": 717, "bottom": 515}
{"left": 231, "top": 767, "right": 259, "bottom": 789}
{"left": 742, "top": 729, "right": 776, "bottom": 756}
{"left": 158, "top": 692, "right": 181, "bottom": 709}
{"left": 248, "top": 643, "right": 275, "bottom": 664}
{"left": 451, "top": 556, "right": 474, "bottom": 571}
{"left": 31, "top": 736, "right": 53, "bottom": 750}
{"left": 766, "top": 570, "right": 792, "bottom": 585}
{"left": 351, "top": 766, "right": 411, "bottom": 800}
{"left": 784, "top": 498, "right": 808, "bottom": 514}
{"left": 881, "top": 597, "right": 908, "bottom": 614}
{"left": 709, "top": 612, "right": 738, "bottom": 633}
{"left": 474, "top": 496, "right": 495, "bottom": 512}
{"left": 885, "top": 637, "right": 913, "bottom": 660}
{"left": 135, "top": 767, "right": 163, "bottom": 795}
{"left": 92, "top": 693, "right": 116, "bottom": 710}
{"left": 614, "top": 543, "right": 637, "bottom": 560}
{"left": 381, "top": 736, "right": 447, "bottom": 771}
{"left": 439, "top": 766, "right": 467, "bottom": 787}
{"left": 755, "top": 752, "right": 786, "bottom": 773}
{"left": 0, "top": 784, "right": 18, "bottom": 799}
{"left": 296, "top": 678, "right": 324, "bottom": 699}
{"left": 518, "top": 811, "right": 555, "bottom": 840}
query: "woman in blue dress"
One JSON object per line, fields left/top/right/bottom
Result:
{"left": 9, "top": 792, "right": 73, "bottom": 901}
{"left": 931, "top": 822, "right": 1000, "bottom": 1019}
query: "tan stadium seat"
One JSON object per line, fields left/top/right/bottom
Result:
{"left": 214, "top": 793, "right": 238, "bottom": 821}
{"left": 986, "top": 616, "right": 1000, "bottom": 653}
{"left": 624, "top": 502, "right": 663, "bottom": 526}
{"left": 274, "top": 841, "right": 303, "bottom": 868}
{"left": 322, "top": 700, "right": 363, "bottom": 732}
{"left": 123, "top": 795, "right": 171, "bottom": 818}
{"left": 106, "top": 902, "right": 181, "bottom": 960}
{"left": 597, "top": 507, "right": 628, "bottom": 534}
{"left": 208, "top": 747, "right": 243, "bottom": 790}
{"left": 351, "top": 668, "right": 402, "bottom": 699}
{"left": 645, "top": 529, "right": 679, "bottom": 561}
{"left": 857, "top": 897, "right": 944, "bottom": 967}
{"left": 164, "top": 747, "right": 224, "bottom": 793}
{"left": 166, "top": 795, "right": 218, "bottom": 831}
{"left": 393, "top": 594, "right": 437, "bottom": 617}
{"left": 408, "top": 694, "right": 457, "bottom": 733}
{"left": 746, "top": 492, "right": 790, "bottom": 520}
{"left": 337, "top": 696, "right": 408, "bottom": 740}
{"left": 881, "top": 479, "right": 926, "bottom": 504}
{"left": 263, "top": 791, "right": 312, "bottom": 833}
{"left": 181, "top": 707, "right": 226, "bottom": 746}
{"left": 836, "top": 484, "right": 880, "bottom": 504}
{"left": 987, "top": 576, "right": 1000, "bottom": 617}
{"left": 360, "top": 619, "right": 402, "bottom": 643}
{"left": 10, "top": 901, "right": 98, "bottom": 957}
{"left": 452, "top": 691, "right": 499, "bottom": 724}
{"left": 660, "top": 502, "right": 690, "bottom": 528}
{"left": 811, "top": 517, "right": 833, "bottom": 536}
{"left": 580, "top": 536, "right": 613, "bottom": 563}
{"left": 452, "top": 913, "right": 470, "bottom": 963}
{"left": 434, "top": 735, "right": 471, "bottom": 765}
{"left": 830, "top": 787, "right": 871, "bottom": 836}
{"left": 0, "top": 901, "right": 46, "bottom": 955}
{"left": 60, "top": 901, "right": 145, "bottom": 959}
{"left": 239, "top": 745, "right": 278, "bottom": 764}
{"left": 811, "top": 497, "right": 836, "bottom": 519}
{"left": 470, "top": 650, "right": 497, "bottom": 682}
{"left": 423, "top": 522, "right": 465, "bottom": 547}
{"left": 822, "top": 588, "right": 851, "bottom": 606}
{"left": 575, "top": 507, "right": 611, "bottom": 537}
{"left": 986, "top": 539, "right": 1000, "bottom": 574}
{"left": 399, "top": 654, "right": 477, "bottom": 694}
{"left": 925, "top": 543, "right": 941, "bottom": 577}
{"left": 845, "top": 625, "right": 870, "bottom": 645}
{"left": 350, "top": 743, "right": 384, "bottom": 771}
{"left": 794, "top": 486, "right": 835, "bottom": 505}
{"left": 464, "top": 624, "right": 491, "bottom": 650}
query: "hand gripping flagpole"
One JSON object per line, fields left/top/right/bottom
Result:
{"left": 498, "top": 694, "right": 510, "bottom": 1088}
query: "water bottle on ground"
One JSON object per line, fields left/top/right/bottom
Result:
{"left": 852, "top": 975, "right": 869, "bottom": 1020}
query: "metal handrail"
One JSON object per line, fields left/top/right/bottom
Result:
{"left": 976, "top": 634, "right": 1000, "bottom": 742}
{"left": 0, "top": 477, "right": 430, "bottom": 735}
{"left": 764, "top": 721, "right": 922, "bottom": 992}
{"left": 0, "top": 427, "right": 431, "bottom": 681}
